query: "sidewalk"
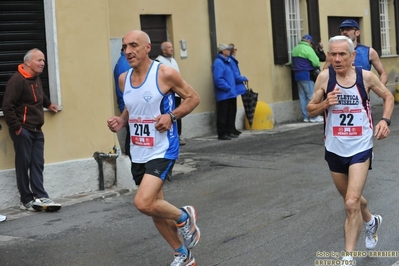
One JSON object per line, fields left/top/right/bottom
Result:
{"left": 0, "top": 188, "right": 133, "bottom": 221}
{"left": 0, "top": 156, "right": 203, "bottom": 222}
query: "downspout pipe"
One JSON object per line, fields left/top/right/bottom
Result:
{"left": 208, "top": 0, "right": 217, "bottom": 62}
{"left": 93, "top": 146, "right": 120, "bottom": 190}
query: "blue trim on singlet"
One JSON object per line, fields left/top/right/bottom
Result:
{"left": 149, "top": 60, "right": 179, "bottom": 158}
{"left": 157, "top": 60, "right": 177, "bottom": 137}
{"left": 154, "top": 63, "right": 164, "bottom": 97}
{"left": 160, "top": 94, "right": 179, "bottom": 157}
{"left": 327, "top": 66, "right": 369, "bottom": 106}
{"left": 128, "top": 60, "right": 156, "bottom": 89}
{"left": 326, "top": 66, "right": 336, "bottom": 94}
{"left": 160, "top": 94, "right": 176, "bottom": 114}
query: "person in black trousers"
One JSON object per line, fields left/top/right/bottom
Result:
{"left": 212, "top": 44, "right": 238, "bottom": 140}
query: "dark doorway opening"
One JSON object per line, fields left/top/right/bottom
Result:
{"left": 140, "top": 15, "right": 168, "bottom": 60}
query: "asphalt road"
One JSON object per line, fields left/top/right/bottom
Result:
{"left": 1, "top": 104, "right": 399, "bottom": 266}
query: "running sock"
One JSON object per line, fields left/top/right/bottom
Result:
{"left": 174, "top": 245, "right": 188, "bottom": 256}
{"left": 176, "top": 209, "right": 188, "bottom": 224}
{"left": 366, "top": 215, "right": 375, "bottom": 228}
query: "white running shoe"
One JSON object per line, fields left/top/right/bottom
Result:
{"left": 20, "top": 200, "right": 37, "bottom": 211}
{"left": 310, "top": 116, "right": 323, "bottom": 123}
{"left": 365, "top": 215, "right": 382, "bottom": 249}
{"left": 32, "top": 198, "right": 62, "bottom": 212}
{"left": 170, "top": 250, "right": 196, "bottom": 266}
{"left": 341, "top": 255, "right": 354, "bottom": 264}
{"left": 177, "top": 206, "right": 200, "bottom": 249}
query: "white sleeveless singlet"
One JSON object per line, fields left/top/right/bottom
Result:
{"left": 324, "top": 67, "right": 373, "bottom": 157}
{"left": 123, "top": 61, "right": 179, "bottom": 163}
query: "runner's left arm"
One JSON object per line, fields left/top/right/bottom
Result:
{"left": 364, "top": 70, "right": 393, "bottom": 140}
{"left": 154, "top": 65, "right": 200, "bottom": 133}
{"left": 369, "top": 48, "right": 388, "bottom": 85}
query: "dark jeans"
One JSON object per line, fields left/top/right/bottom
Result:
{"left": 216, "top": 98, "right": 236, "bottom": 137}
{"left": 175, "top": 96, "right": 182, "bottom": 136}
{"left": 9, "top": 128, "right": 49, "bottom": 204}
{"left": 125, "top": 125, "right": 131, "bottom": 158}
{"left": 228, "top": 97, "right": 238, "bottom": 132}
{"left": 124, "top": 125, "right": 135, "bottom": 182}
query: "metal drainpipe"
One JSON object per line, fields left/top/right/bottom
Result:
{"left": 93, "top": 146, "right": 120, "bottom": 190}
{"left": 207, "top": 0, "right": 217, "bottom": 62}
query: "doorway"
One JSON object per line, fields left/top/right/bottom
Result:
{"left": 140, "top": 15, "right": 168, "bottom": 59}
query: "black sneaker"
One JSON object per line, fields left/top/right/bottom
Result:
{"left": 233, "top": 129, "right": 242, "bottom": 135}
{"left": 218, "top": 135, "right": 231, "bottom": 140}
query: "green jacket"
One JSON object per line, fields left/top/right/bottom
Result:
{"left": 291, "top": 41, "right": 320, "bottom": 81}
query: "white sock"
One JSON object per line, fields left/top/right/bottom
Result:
{"left": 366, "top": 215, "right": 375, "bottom": 227}
{"left": 342, "top": 255, "right": 353, "bottom": 261}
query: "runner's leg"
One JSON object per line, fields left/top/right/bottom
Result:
{"left": 134, "top": 173, "right": 182, "bottom": 249}
{"left": 331, "top": 160, "right": 370, "bottom": 251}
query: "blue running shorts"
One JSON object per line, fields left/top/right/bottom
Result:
{"left": 325, "top": 148, "right": 373, "bottom": 174}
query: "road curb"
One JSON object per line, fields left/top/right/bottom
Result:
{"left": 0, "top": 188, "right": 133, "bottom": 221}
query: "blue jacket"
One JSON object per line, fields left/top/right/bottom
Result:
{"left": 230, "top": 55, "right": 248, "bottom": 95}
{"left": 212, "top": 54, "right": 237, "bottom": 102}
{"left": 113, "top": 52, "right": 131, "bottom": 113}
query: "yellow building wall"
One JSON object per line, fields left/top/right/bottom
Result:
{"left": 0, "top": 125, "right": 11, "bottom": 167}
{"left": 49, "top": 0, "right": 116, "bottom": 162}
{"left": 108, "top": 0, "right": 214, "bottom": 113}
{"left": 213, "top": 0, "right": 293, "bottom": 104}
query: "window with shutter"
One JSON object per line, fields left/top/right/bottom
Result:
{"left": 271, "top": 0, "right": 320, "bottom": 64}
{"left": 395, "top": 0, "right": 399, "bottom": 54}
{"left": 285, "top": 0, "right": 302, "bottom": 64}
{"left": 270, "top": 0, "right": 289, "bottom": 65}
{"left": 306, "top": 0, "right": 321, "bottom": 45}
{"left": 0, "top": 0, "right": 49, "bottom": 111}
{"left": 369, "top": 0, "right": 383, "bottom": 56}
{"left": 271, "top": 0, "right": 321, "bottom": 100}
{"left": 379, "top": 0, "right": 392, "bottom": 56}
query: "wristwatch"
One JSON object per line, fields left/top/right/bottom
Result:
{"left": 168, "top": 112, "right": 177, "bottom": 123}
{"left": 381, "top": 118, "right": 391, "bottom": 126}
